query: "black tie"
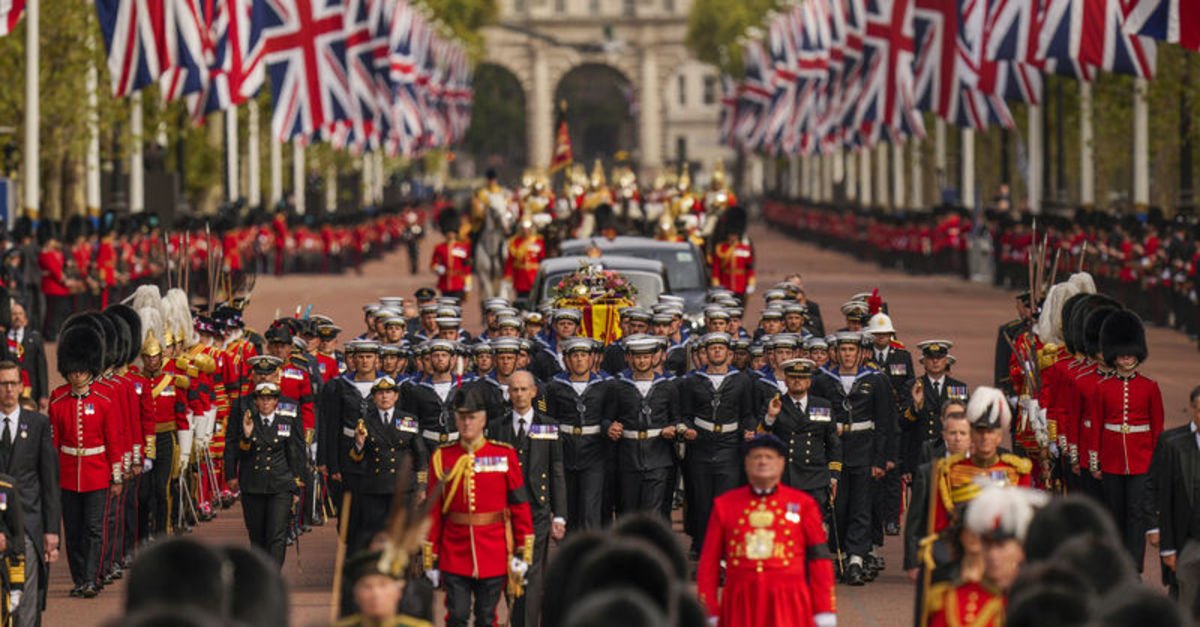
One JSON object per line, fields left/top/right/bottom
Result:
{"left": 518, "top": 418, "right": 527, "bottom": 443}
{"left": 0, "top": 418, "right": 10, "bottom": 470}
{"left": 383, "top": 411, "right": 391, "bottom": 425}
{"left": 933, "top": 381, "right": 941, "bottom": 398}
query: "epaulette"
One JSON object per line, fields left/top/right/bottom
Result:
{"left": 1000, "top": 453, "right": 1033, "bottom": 474}
{"left": 925, "top": 581, "right": 951, "bottom": 613}
{"left": 0, "top": 480, "right": 12, "bottom": 489}
{"left": 943, "top": 452, "right": 967, "bottom": 467}
{"left": 488, "top": 439, "right": 514, "bottom": 450}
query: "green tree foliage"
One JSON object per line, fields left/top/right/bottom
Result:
{"left": 686, "top": 0, "right": 778, "bottom": 76}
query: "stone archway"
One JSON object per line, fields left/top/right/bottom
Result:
{"left": 554, "top": 63, "right": 637, "bottom": 168}
{"left": 462, "top": 63, "right": 528, "bottom": 180}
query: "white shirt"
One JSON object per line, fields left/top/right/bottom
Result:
{"left": 839, "top": 374, "right": 856, "bottom": 395}
{"left": 704, "top": 372, "right": 728, "bottom": 390}
{"left": 378, "top": 408, "right": 393, "bottom": 425}
{"left": 432, "top": 381, "right": 454, "bottom": 402}
{"left": 569, "top": 381, "right": 589, "bottom": 396}
{"left": 352, "top": 380, "right": 374, "bottom": 399}
{"left": 633, "top": 380, "right": 654, "bottom": 397}
{"left": 928, "top": 376, "right": 946, "bottom": 396}
{"left": 261, "top": 412, "right": 276, "bottom": 427}
{"left": 789, "top": 395, "right": 807, "bottom": 413}
{"left": 7, "top": 328, "right": 22, "bottom": 347}
{"left": 512, "top": 408, "right": 534, "bottom": 438}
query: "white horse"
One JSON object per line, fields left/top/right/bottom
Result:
{"left": 473, "top": 192, "right": 516, "bottom": 302}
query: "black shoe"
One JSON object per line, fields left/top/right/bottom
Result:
{"left": 846, "top": 563, "right": 866, "bottom": 586}
{"left": 884, "top": 522, "right": 901, "bottom": 536}
{"left": 81, "top": 584, "right": 99, "bottom": 599}
{"left": 69, "top": 586, "right": 83, "bottom": 598}
{"left": 866, "top": 554, "right": 885, "bottom": 571}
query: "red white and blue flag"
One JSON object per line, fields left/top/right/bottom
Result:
{"left": 0, "top": 0, "right": 25, "bottom": 37}
{"left": 257, "top": 0, "right": 353, "bottom": 142}
{"left": 1125, "top": 0, "right": 1200, "bottom": 51}
{"left": 95, "top": 0, "right": 172, "bottom": 96}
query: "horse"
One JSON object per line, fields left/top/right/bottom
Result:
{"left": 472, "top": 192, "right": 516, "bottom": 303}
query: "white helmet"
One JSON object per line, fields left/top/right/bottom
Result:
{"left": 866, "top": 313, "right": 896, "bottom": 335}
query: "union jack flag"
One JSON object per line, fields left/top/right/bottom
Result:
{"left": 342, "top": 0, "right": 388, "bottom": 150}
{"left": 95, "top": 0, "right": 172, "bottom": 96}
{"left": 718, "top": 74, "right": 737, "bottom": 147}
{"left": 1037, "top": 0, "right": 1155, "bottom": 79}
{"left": 158, "top": 0, "right": 211, "bottom": 103}
{"left": 257, "top": 0, "right": 353, "bottom": 142}
{"left": 385, "top": 0, "right": 425, "bottom": 156}
{"left": 186, "top": 0, "right": 264, "bottom": 117}
{"left": 912, "top": 0, "right": 1013, "bottom": 131}
{"left": 0, "top": 1, "right": 24, "bottom": 37}
{"left": 1125, "top": 0, "right": 1200, "bottom": 51}
{"left": 857, "top": 0, "right": 922, "bottom": 145}
{"left": 734, "top": 37, "right": 773, "bottom": 150}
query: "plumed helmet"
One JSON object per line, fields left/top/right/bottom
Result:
{"left": 965, "top": 385, "right": 1011, "bottom": 431}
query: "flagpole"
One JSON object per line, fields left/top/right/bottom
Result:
{"left": 293, "top": 141, "right": 306, "bottom": 215}
{"left": 1133, "top": 78, "right": 1149, "bottom": 209}
{"left": 248, "top": 100, "right": 261, "bottom": 208}
{"left": 961, "top": 128, "right": 974, "bottom": 208}
{"left": 934, "top": 118, "right": 946, "bottom": 193}
{"left": 860, "top": 148, "right": 872, "bottom": 206}
{"left": 361, "top": 153, "right": 373, "bottom": 206}
{"left": 226, "top": 108, "right": 240, "bottom": 202}
{"left": 86, "top": 42, "right": 101, "bottom": 217}
{"left": 1079, "top": 81, "right": 1094, "bottom": 208}
{"left": 374, "top": 152, "right": 384, "bottom": 203}
{"left": 876, "top": 142, "right": 890, "bottom": 210}
{"left": 845, "top": 150, "right": 858, "bottom": 205}
{"left": 892, "top": 140, "right": 905, "bottom": 210}
{"left": 270, "top": 135, "right": 282, "bottom": 207}
{"left": 910, "top": 137, "right": 922, "bottom": 208}
{"left": 324, "top": 163, "right": 336, "bottom": 213}
{"left": 1028, "top": 103, "right": 1043, "bottom": 214}
{"left": 23, "top": 0, "right": 38, "bottom": 221}
{"left": 130, "top": 92, "right": 145, "bottom": 214}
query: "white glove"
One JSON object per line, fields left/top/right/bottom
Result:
{"left": 746, "top": 284, "right": 756, "bottom": 295}
{"left": 509, "top": 557, "right": 529, "bottom": 577}
{"left": 433, "top": 264, "right": 446, "bottom": 276}
{"left": 425, "top": 569, "right": 441, "bottom": 587}
{"left": 814, "top": 612, "right": 836, "bottom": 627}
{"left": 143, "top": 458, "right": 154, "bottom": 473}
{"left": 9, "top": 590, "right": 20, "bottom": 611}
{"left": 707, "top": 618, "right": 718, "bottom": 627}
{"left": 177, "top": 429, "right": 194, "bottom": 467}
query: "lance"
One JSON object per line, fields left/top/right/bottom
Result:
{"left": 329, "top": 492, "right": 353, "bottom": 624}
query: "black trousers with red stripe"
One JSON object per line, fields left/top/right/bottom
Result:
{"left": 61, "top": 488, "right": 107, "bottom": 587}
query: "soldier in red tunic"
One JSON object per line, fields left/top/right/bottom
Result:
{"left": 502, "top": 220, "right": 545, "bottom": 303}
{"left": 135, "top": 318, "right": 189, "bottom": 538}
{"left": 710, "top": 206, "right": 756, "bottom": 298}
{"left": 925, "top": 485, "right": 1045, "bottom": 627}
{"left": 1090, "top": 310, "right": 1162, "bottom": 569}
{"left": 696, "top": 434, "right": 836, "bottom": 627}
{"left": 50, "top": 324, "right": 123, "bottom": 598}
{"left": 431, "top": 209, "right": 473, "bottom": 302}
{"left": 423, "top": 385, "right": 533, "bottom": 627}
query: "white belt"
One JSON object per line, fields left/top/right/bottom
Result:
{"left": 622, "top": 428, "right": 664, "bottom": 440}
{"left": 846, "top": 421, "right": 875, "bottom": 433}
{"left": 694, "top": 419, "right": 737, "bottom": 434}
{"left": 62, "top": 445, "right": 106, "bottom": 457}
{"left": 1103, "top": 423, "right": 1151, "bottom": 434}
{"left": 563, "top": 425, "right": 602, "bottom": 436}
{"left": 422, "top": 430, "right": 460, "bottom": 443}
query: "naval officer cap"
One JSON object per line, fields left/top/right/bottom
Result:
{"left": 917, "top": 339, "right": 954, "bottom": 358}
{"left": 253, "top": 382, "right": 282, "bottom": 398}
{"left": 248, "top": 355, "right": 284, "bottom": 375}
{"left": 742, "top": 433, "right": 788, "bottom": 458}
{"left": 781, "top": 358, "right": 818, "bottom": 378}
{"left": 371, "top": 376, "right": 399, "bottom": 393}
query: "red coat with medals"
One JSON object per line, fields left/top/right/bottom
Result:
{"left": 926, "top": 580, "right": 1005, "bottom": 627}
{"left": 425, "top": 440, "right": 534, "bottom": 579}
{"left": 1089, "top": 371, "right": 1163, "bottom": 475}
{"left": 696, "top": 484, "right": 835, "bottom": 627}
{"left": 712, "top": 241, "right": 756, "bottom": 296}
{"left": 50, "top": 386, "right": 123, "bottom": 492}
{"left": 431, "top": 240, "right": 473, "bottom": 293}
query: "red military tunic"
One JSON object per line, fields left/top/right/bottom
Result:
{"left": 314, "top": 352, "right": 340, "bottom": 383}
{"left": 431, "top": 240, "right": 472, "bottom": 294}
{"left": 279, "top": 360, "right": 316, "bottom": 433}
{"left": 926, "top": 580, "right": 1005, "bottom": 627}
{"left": 503, "top": 234, "right": 545, "bottom": 295}
{"left": 696, "top": 484, "right": 835, "bottom": 627}
{"left": 712, "top": 241, "right": 756, "bottom": 296}
{"left": 50, "top": 386, "right": 123, "bottom": 492}
{"left": 146, "top": 369, "right": 189, "bottom": 436}
{"left": 929, "top": 453, "right": 1033, "bottom": 534}
{"left": 89, "top": 376, "right": 132, "bottom": 476}
{"left": 122, "top": 369, "right": 157, "bottom": 464}
{"left": 1089, "top": 371, "right": 1164, "bottom": 475}
{"left": 1076, "top": 367, "right": 1112, "bottom": 473}
{"left": 425, "top": 440, "right": 534, "bottom": 579}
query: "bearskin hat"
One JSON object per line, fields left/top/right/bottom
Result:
{"left": 1082, "top": 305, "right": 1120, "bottom": 359}
{"left": 107, "top": 312, "right": 132, "bottom": 368}
{"left": 57, "top": 323, "right": 105, "bottom": 377}
{"left": 437, "top": 207, "right": 461, "bottom": 235}
{"left": 1024, "top": 495, "right": 1119, "bottom": 561}
{"left": 1100, "top": 309, "right": 1147, "bottom": 368}
{"left": 594, "top": 203, "right": 617, "bottom": 234}
{"left": 106, "top": 304, "right": 143, "bottom": 364}
{"left": 126, "top": 538, "right": 229, "bottom": 617}
{"left": 1060, "top": 293, "right": 1092, "bottom": 355}
{"left": 723, "top": 205, "right": 748, "bottom": 238}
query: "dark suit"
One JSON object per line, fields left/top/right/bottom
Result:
{"left": 13, "top": 331, "right": 48, "bottom": 408}
{"left": 0, "top": 409, "right": 58, "bottom": 627}
{"left": 994, "top": 319, "right": 1024, "bottom": 395}
{"left": 490, "top": 410, "right": 567, "bottom": 627}
{"left": 1153, "top": 425, "right": 1200, "bottom": 605}
{"left": 802, "top": 300, "right": 826, "bottom": 337}
{"left": 225, "top": 411, "right": 305, "bottom": 566}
